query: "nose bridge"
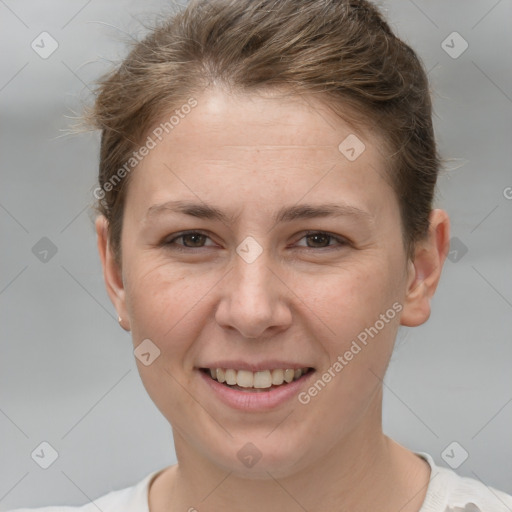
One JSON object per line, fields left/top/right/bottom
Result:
{"left": 230, "top": 242, "right": 276, "bottom": 314}
{"left": 215, "top": 239, "right": 291, "bottom": 338}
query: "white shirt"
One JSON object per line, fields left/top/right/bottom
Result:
{"left": 9, "top": 452, "right": 512, "bottom": 511}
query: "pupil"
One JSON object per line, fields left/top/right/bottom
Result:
{"left": 184, "top": 234, "right": 205, "bottom": 247}
{"left": 308, "top": 234, "right": 328, "bottom": 247}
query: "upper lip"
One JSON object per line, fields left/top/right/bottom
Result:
{"left": 198, "top": 360, "right": 314, "bottom": 372}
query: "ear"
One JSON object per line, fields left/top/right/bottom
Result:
{"left": 95, "top": 215, "right": 130, "bottom": 331}
{"left": 400, "top": 209, "right": 450, "bottom": 327}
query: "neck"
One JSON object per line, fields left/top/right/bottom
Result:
{"left": 150, "top": 388, "right": 430, "bottom": 512}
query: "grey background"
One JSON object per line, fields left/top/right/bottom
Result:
{"left": 1, "top": 0, "right": 511, "bottom": 508}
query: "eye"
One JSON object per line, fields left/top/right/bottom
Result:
{"left": 162, "top": 230, "right": 348, "bottom": 252}
{"left": 163, "top": 231, "right": 216, "bottom": 250}
{"left": 294, "top": 231, "right": 348, "bottom": 249}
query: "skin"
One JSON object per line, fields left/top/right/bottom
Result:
{"left": 96, "top": 88, "right": 450, "bottom": 512}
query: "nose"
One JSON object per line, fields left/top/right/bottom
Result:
{"left": 214, "top": 248, "right": 292, "bottom": 339}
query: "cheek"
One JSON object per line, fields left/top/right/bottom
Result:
{"left": 124, "top": 258, "right": 220, "bottom": 353}
{"left": 303, "top": 256, "right": 403, "bottom": 387}
{"left": 301, "top": 256, "right": 403, "bottom": 336}
{"left": 123, "top": 261, "right": 213, "bottom": 419}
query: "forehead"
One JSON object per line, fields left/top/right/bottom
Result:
{"left": 164, "top": 89, "right": 379, "bottom": 155}
{"left": 125, "top": 89, "right": 394, "bottom": 219}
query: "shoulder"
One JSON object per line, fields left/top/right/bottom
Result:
{"left": 6, "top": 470, "right": 161, "bottom": 512}
{"left": 416, "top": 452, "right": 512, "bottom": 512}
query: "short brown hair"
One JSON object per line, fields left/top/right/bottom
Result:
{"left": 86, "top": 0, "right": 439, "bottom": 265}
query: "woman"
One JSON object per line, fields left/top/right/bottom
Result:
{"left": 11, "top": 0, "right": 512, "bottom": 510}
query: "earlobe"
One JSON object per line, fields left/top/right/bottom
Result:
{"left": 95, "top": 216, "right": 130, "bottom": 331}
{"left": 400, "top": 209, "right": 450, "bottom": 327}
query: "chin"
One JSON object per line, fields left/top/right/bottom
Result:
{"left": 205, "top": 437, "right": 313, "bottom": 480}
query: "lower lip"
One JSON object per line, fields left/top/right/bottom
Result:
{"left": 197, "top": 369, "right": 316, "bottom": 411}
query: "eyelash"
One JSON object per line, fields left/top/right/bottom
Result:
{"left": 162, "top": 230, "right": 349, "bottom": 252}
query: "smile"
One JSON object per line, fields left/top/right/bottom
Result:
{"left": 201, "top": 367, "right": 313, "bottom": 391}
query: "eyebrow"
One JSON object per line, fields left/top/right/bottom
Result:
{"left": 145, "top": 200, "right": 372, "bottom": 225}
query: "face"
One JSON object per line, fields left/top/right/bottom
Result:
{"left": 105, "top": 89, "right": 417, "bottom": 478}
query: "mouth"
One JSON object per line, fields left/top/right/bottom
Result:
{"left": 199, "top": 367, "right": 315, "bottom": 393}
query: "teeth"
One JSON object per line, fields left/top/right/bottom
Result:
{"left": 271, "top": 369, "right": 284, "bottom": 385}
{"left": 225, "top": 368, "right": 237, "bottom": 385}
{"left": 216, "top": 368, "right": 226, "bottom": 383}
{"left": 284, "top": 369, "right": 295, "bottom": 383}
{"left": 236, "top": 370, "right": 253, "bottom": 388}
{"left": 253, "top": 370, "right": 271, "bottom": 389}
{"left": 206, "top": 367, "right": 310, "bottom": 388}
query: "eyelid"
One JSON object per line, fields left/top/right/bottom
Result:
{"left": 164, "top": 230, "right": 216, "bottom": 248}
{"left": 294, "top": 230, "right": 349, "bottom": 247}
